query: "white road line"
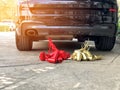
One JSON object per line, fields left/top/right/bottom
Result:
{"left": 73, "top": 82, "right": 81, "bottom": 88}
{"left": 3, "top": 82, "right": 27, "bottom": 90}
{"left": 114, "top": 81, "right": 120, "bottom": 90}
{"left": 3, "top": 66, "right": 57, "bottom": 90}
{"left": 0, "top": 76, "right": 15, "bottom": 85}
{"left": 45, "top": 67, "right": 55, "bottom": 70}
{"left": 37, "top": 69, "right": 47, "bottom": 72}
{"left": 30, "top": 67, "right": 55, "bottom": 73}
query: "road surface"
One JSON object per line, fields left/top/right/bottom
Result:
{"left": 0, "top": 32, "right": 120, "bottom": 90}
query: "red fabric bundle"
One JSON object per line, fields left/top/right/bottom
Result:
{"left": 39, "top": 38, "right": 70, "bottom": 63}
{"left": 39, "top": 52, "right": 46, "bottom": 61}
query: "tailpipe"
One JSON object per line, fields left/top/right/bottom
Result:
{"left": 26, "top": 29, "right": 37, "bottom": 36}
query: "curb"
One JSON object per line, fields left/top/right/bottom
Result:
{"left": 116, "top": 36, "right": 120, "bottom": 44}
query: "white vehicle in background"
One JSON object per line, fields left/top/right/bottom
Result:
{"left": 0, "top": 20, "right": 16, "bottom": 31}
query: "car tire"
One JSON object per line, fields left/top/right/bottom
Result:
{"left": 95, "top": 36, "right": 116, "bottom": 51}
{"left": 16, "top": 32, "right": 32, "bottom": 51}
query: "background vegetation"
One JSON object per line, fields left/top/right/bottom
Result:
{"left": 0, "top": 0, "right": 17, "bottom": 21}
{"left": 117, "top": 0, "right": 120, "bottom": 32}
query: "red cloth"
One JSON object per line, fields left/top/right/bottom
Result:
{"left": 39, "top": 52, "right": 46, "bottom": 61}
{"left": 39, "top": 38, "right": 70, "bottom": 63}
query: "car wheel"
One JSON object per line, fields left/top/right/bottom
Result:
{"left": 95, "top": 36, "right": 116, "bottom": 51}
{"left": 16, "top": 32, "right": 32, "bottom": 51}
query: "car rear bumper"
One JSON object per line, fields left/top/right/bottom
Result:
{"left": 17, "top": 20, "right": 116, "bottom": 40}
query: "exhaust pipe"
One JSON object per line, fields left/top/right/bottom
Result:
{"left": 26, "top": 30, "right": 37, "bottom": 36}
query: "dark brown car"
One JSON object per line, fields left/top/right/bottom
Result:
{"left": 16, "top": 0, "right": 118, "bottom": 51}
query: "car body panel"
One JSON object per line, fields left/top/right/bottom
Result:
{"left": 16, "top": 0, "right": 118, "bottom": 40}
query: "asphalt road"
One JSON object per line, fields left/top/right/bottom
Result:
{"left": 0, "top": 32, "right": 120, "bottom": 90}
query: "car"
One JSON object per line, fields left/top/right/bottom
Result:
{"left": 0, "top": 21, "right": 10, "bottom": 32}
{"left": 0, "top": 20, "right": 16, "bottom": 31}
{"left": 16, "top": 0, "right": 118, "bottom": 51}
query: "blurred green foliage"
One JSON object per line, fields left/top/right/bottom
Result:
{"left": 118, "top": 8, "right": 120, "bottom": 33}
